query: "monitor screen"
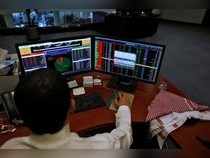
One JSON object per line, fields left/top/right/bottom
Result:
{"left": 17, "top": 37, "right": 92, "bottom": 76}
{"left": 94, "top": 36, "right": 165, "bottom": 83}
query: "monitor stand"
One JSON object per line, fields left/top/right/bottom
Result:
{"left": 107, "top": 76, "right": 137, "bottom": 93}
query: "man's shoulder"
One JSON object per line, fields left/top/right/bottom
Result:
{"left": 1, "top": 137, "right": 30, "bottom": 149}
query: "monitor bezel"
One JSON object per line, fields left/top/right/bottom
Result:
{"left": 93, "top": 35, "right": 166, "bottom": 84}
{"left": 16, "top": 35, "right": 95, "bottom": 78}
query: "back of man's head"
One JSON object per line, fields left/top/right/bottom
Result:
{"left": 14, "top": 69, "right": 70, "bottom": 135}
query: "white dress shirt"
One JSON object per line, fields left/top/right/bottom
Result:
{"left": 1, "top": 106, "right": 132, "bottom": 149}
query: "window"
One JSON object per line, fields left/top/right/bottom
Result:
{"left": 0, "top": 9, "right": 116, "bottom": 29}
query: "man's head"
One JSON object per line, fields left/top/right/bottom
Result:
{"left": 14, "top": 69, "right": 70, "bottom": 135}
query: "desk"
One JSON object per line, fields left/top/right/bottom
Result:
{"left": 0, "top": 72, "right": 210, "bottom": 157}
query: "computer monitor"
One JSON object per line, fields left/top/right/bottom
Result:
{"left": 94, "top": 36, "right": 165, "bottom": 91}
{"left": 16, "top": 36, "right": 92, "bottom": 77}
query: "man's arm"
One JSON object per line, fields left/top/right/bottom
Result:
{"left": 85, "top": 93, "right": 133, "bottom": 149}
{"left": 109, "top": 105, "right": 132, "bottom": 148}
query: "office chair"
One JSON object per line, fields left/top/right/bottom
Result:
{"left": 0, "top": 92, "right": 23, "bottom": 125}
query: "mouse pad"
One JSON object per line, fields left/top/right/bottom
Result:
{"left": 107, "top": 90, "right": 134, "bottom": 111}
{"left": 74, "top": 93, "right": 106, "bottom": 112}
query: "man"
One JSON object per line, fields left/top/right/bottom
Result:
{"left": 1, "top": 69, "right": 132, "bottom": 149}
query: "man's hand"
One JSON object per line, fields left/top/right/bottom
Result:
{"left": 113, "top": 92, "right": 131, "bottom": 110}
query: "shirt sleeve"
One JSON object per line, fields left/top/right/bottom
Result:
{"left": 110, "top": 105, "right": 133, "bottom": 149}
{"left": 86, "top": 105, "right": 133, "bottom": 149}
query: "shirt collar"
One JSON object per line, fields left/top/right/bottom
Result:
{"left": 27, "top": 124, "right": 72, "bottom": 148}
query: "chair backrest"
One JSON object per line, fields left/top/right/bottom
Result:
{"left": 1, "top": 91, "right": 23, "bottom": 125}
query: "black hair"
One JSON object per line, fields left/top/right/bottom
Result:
{"left": 14, "top": 69, "right": 70, "bottom": 135}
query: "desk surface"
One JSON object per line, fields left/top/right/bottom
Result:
{"left": 0, "top": 72, "right": 210, "bottom": 157}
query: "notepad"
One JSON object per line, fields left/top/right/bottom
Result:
{"left": 73, "top": 87, "right": 85, "bottom": 96}
{"left": 83, "top": 76, "right": 93, "bottom": 87}
{"left": 94, "top": 78, "right": 102, "bottom": 86}
{"left": 67, "top": 80, "right": 78, "bottom": 89}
